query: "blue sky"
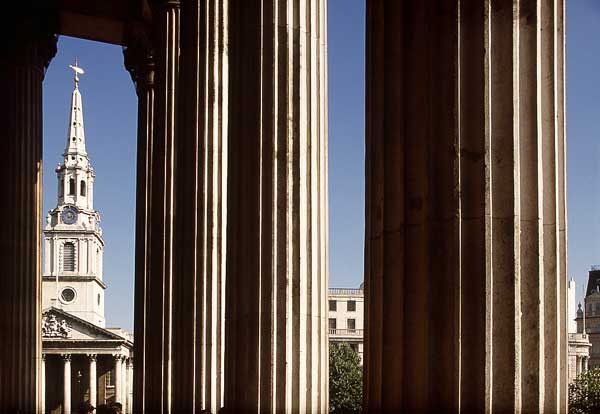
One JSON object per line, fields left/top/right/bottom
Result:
{"left": 43, "top": 0, "right": 598, "bottom": 330}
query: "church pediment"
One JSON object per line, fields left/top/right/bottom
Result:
{"left": 42, "top": 307, "right": 128, "bottom": 342}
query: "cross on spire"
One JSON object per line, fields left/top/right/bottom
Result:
{"left": 68, "top": 59, "right": 85, "bottom": 88}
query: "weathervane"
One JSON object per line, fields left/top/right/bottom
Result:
{"left": 68, "top": 59, "right": 85, "bottom": 87}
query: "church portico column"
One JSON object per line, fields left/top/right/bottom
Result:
{"left": 126, "top": 358, "right": 133, "bottom": 414}
{"left": 63, "top": 354, "right": 72, "bottom": 414}
{"left": 41, "top": 354, "right": 46, "bottom": 414}
{"left": 124, "top": 1, "right": 179, "bottom": 411}
{"left": 364, "top": 1, "right": 567, "bottom": 412}
{"left": 0, "top": 14, "right": 56, "bottom": 413}
{"left": 88, "top": 354, "right": 97, "bottom": 407}
{"left": 225, "top": 0, "right": 328, "bottom": 411}
{"left": 114, "top": 355, "right": 123, "bottom": 404}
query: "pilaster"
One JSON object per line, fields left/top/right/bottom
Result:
{"left": 0, "top": 15, "right": 56, "bottom": 413}
{"left": 225, "top": 0, "right": 328, "bottom": 411}
{"left": 364, "top": 1, "right": 567, "bottom": 412}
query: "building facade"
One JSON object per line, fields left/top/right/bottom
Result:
{"left": 41, "top": 64, "right": 133, "bottom": 414}
{"left": 328, "top": 285, "right": 364, "bottom": 363}
{"left": 568, "top": 278, "right": 591, "bottom": 383}
{"left": 577, "top": 267, "right": 600, "bottom": 370}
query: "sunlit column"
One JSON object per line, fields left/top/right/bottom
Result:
{"left": 224, "top": 0, "right": 329, "bottom": 411}
{"left": 114, "top": 355, "right": 123, "bottom": 404}
{"left": 583, "top": 357, "right": 589, "bottom": 373}
{"left": 170, "top": 0, "right": 228, "bottom": 412}
{"left": 88, "top": 354, "right": 97, "bottom": 407}
{"left": 41, "top": 354, "right": 46, "bottom": 414}
{"left": 63, "top": 354, "right": 71, "bottom": 414}
{"left": 364, "top": 1, "right": 567, "bottom": 412}
{"left": 126, "top": 358, "right": 133, "bottom": 414}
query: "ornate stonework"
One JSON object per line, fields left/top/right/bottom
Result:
{"left": 42, "top": 314, "right": 71, "bottom": 338}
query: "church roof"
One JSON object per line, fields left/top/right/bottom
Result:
{"left": 42, "top": 307, "right": 132, "bottom": 346}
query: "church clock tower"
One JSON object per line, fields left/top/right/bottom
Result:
{"left": 42, "top": 63, "right": 106, "bottom": 327}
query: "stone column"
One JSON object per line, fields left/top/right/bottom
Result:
{"left": 121, "top": 356, "right": 127, "bottom": 409}
{"left": 114, "top": 355, "right": 123, "bottom": 404}
{"left": 364, "top": 1, "right": 567, "bottom": 412}
{"left": 88, "top": 354, "right": 97, "bottom": 407}
{"left": 224, "top": 0, "right": 328, "bottom": 411}
{"left": 41, "top": 354, "right": 46, "bottom": 414}
{"left": 123, "top": 24, "right": 154, "bottom": 414}
{"left": 171, "top": 0, "right": 228, "bottom": 412}
{"left": 577, "top": 356, "right": 582, "bottom": 376}
{"left": 583, "top": 357, "right": 589, "bottom": 373}
{"left": 126, "top": 358, "right": 133, "bottom": 414}
{"left": 0, "top": 14, "right": 56, "bottom": 414}
{"left": 63, "top": 354, "right": 71, "bottom": 414}
{"left": 125, "top": 1, "right": 180, "bottom": 412}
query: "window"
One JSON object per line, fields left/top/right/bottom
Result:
{"left": 106, "top": 369, "right": 115, "bottom": 387}
{"left": 596, "top": 303, "right": 600, "bottom": 313}
{"left": 329, "top": 318, "right": 337, "bottom": 330}
{"left": 68, "top": 178, "right": 75, "bottom": 195}
{"left": 347, "top": 300, "right": 356, "bottom": 312}
{"left": 59, "top": 179, "right": 64, "bottom": 197}
{"left": 63, "top": 242, "right": 75, "bottom": 272}
{"left": 350, "top": 343, "right": 358, "bottom": 353}
{"left": 80, "top": 180, "right": 86, "bottom": 196}
{"left": 329, "top": 300, "right": 337, "bottom": 311}
{"left": 347, "top": 319, "right": 356, "bottom": 331}
{"left": 97, "top": 293, "right": 101, "bottom": 306}
{"left": 60, "top": 287, "right": 76, "bottom": 303}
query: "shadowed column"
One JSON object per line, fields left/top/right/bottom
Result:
{"left": 364, "top": 0, "right": 567, "bottom": 411}
{"left": 0, "top": 14, "right": 56, "bottom": 413}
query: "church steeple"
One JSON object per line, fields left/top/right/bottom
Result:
{"left": 65, "top": 62, "right": 87, "bottom": 159}
{"left": 43, "top": 62, "right": 106, "bottom": 327}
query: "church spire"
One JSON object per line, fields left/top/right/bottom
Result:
{"left": 65, "top": 61, "right": 87, "bottom": 159}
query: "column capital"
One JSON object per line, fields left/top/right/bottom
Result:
{"left": 149, "top": 0, "right": 180, "bottom": 9}
{"left": 123, "top": 26, "right": 155, "bottom": 95}
{"left": 61, "top": 354, "right": 71, "bottom": 362}
{"left": 4, "top": 15, "right": 57, "bottom": 74}
{"left": 113, "top": 354, "right": 124, "bottom": 362}
{"left": 87, "top": 353, "right": 97, "bottom": 361}
{"left": 42, "top": 353, "right": 46, "bottom": 361}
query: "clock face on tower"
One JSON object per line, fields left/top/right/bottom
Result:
{"left": 61, "top": 207, "right": 78, "bottom": 225}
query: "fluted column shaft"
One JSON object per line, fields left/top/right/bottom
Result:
{"left": 0, "top": 16, "right": 56, "bottom": 413}
{"left": 63, "top": 355, "right": 71, "bottom": 414}
{"left": 114, "top": 355, "right": 123, "bottom": 404}
{"left": 124, "top": 25, "right": 155, "bottom": 414}
{"left": 125, "top": 1, "right": 179, "bottom": 412}
{"left": 41, "top": 355, "right": 46, "bottom": 414}
{"left": 171, "top": 0, "right": 228, "bottom": 412}
{"left": 364, "top": 1, "right": 566, "bottom": 412}
{"left": 126, "top": 358, "right": 133, "bottom": 414}
{"left": 225, "top": 0, "right": 328, "bottom": 411}
{"left": 89, "top": 354, "right": 97, "bottom": 407}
